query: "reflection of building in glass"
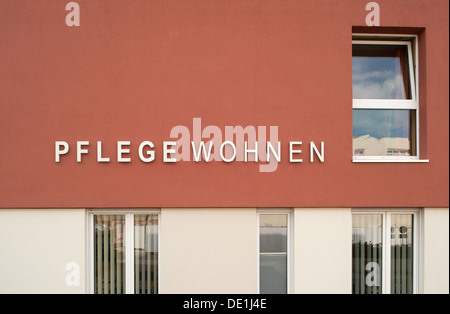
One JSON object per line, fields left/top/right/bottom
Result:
{"left": 353, "top": 135, "right": 411, "bottom": 156}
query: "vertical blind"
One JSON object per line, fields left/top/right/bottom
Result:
{"left": 134, "top": 214, "right": 159, "bottom": 294}
{"left": 390, "top": 214, "right": 414, "bottom": 294}
{"left": 352, "top": 213, "right": 414, "bottom": 294}
{"left": 352, "top": 214, "right": 383, "bottom": 294}
{"left": 94, "top": 215, "right": 126, "bottom": 294}
{"left": 94, "top": 214, "right": 159, "bottom": 294}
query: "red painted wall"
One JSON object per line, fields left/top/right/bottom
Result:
{"left": 0, "top": 0, "right": 448, "bottom": 208}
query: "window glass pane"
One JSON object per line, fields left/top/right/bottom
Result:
{"left": 352, "top": 214, "right": 383, "bottom": 294}
{"left": 353, "top": 109, "right": 416, "bottom": 156}
{"left": 259, "top": 214, "right": 287, "bottom": 253}
{"left": 134, "top": 214, "right": 159, "bottom": 294}
{"left": 390, "top": 214, "right": 414, "bottom": 294}
{"left": 260, "top": 254, "right": 287, "bottom": 294}
{"left": 259, "top": 214, "right": 288, "bottom": 294}
{"left": 352, "top": 44, "right": 411, "bottom": 99}
{"left": 94, "top": 215, "right": 126, "bottom": 294}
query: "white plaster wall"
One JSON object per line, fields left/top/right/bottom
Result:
{"left": 422, "top": 208, "right": 449, "bottom": 294}
{"left": 1, "top": 207, "right": 447, "bottom": 294}
{"left": 160, "top": 208, "right": 258, "bottom": 293}
{"left": 293, "top": 208, "right": 352, "bottom": 294}
{"left": 0, "top": 209, "right": 86, "bottom": 294}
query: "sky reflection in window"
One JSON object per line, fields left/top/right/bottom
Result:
{"left": 352, "top": 45, "right": 411, "bottom": 99}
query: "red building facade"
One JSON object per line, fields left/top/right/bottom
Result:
{"left": 0, "top": 0, "right": 448, "bottom": 294}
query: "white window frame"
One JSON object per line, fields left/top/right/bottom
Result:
{"left": 352, "top": 35, "right": 428, "bottom": 163}
{"left": 257, "top": 209, "right": 293, "bottom": 294}
{"left": 87, "top": 209, "right": 161, "bottom": 294}
{"left": 352, "top": 209, "right": 420, "bottom": 294}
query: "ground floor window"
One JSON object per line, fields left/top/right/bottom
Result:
{"left": 258, "top": 211, "right": 291, "bottom": 294}
{"left": 352, "top": 210, "right": 419, "bottom": 294}
{"left": 89, "top": 211, "right": 159, "bottom": 294}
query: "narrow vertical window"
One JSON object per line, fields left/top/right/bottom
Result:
{"left": 352, "top": 211, "right": 418, "bottom": 294}
{"left": 259, "top": 213, "right": 288, "bottom": 294}
{"left": 91, "top": 212, "right": 159, "bottom": 294}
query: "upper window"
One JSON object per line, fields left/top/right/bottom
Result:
{"left": 352, "top": 37, "right": 418, "bottom": 160}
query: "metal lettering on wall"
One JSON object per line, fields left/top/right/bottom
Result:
{"left": 55, "top": 118, "right": 325, "bottom": 173}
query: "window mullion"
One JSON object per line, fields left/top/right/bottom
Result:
{"left": 125, "top": 213, "right": 135, "bottom": 294}
{"left": 287, "top": 213, "right": 292, "bottom": 294}
{"left": 353, "top": 99, "right": 418, "bottom": 110}
{"left": 413, "top": 213, "right": 419, "bottom": 294}
{"left": 88, "top": 214, "right": 95, "bottom": 294}
{"left": 384, "top": 213, "right": 391, "bottom": 294}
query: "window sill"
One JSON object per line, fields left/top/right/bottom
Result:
{"left": 352, "top": 159, "right": 429, "bottom": 163}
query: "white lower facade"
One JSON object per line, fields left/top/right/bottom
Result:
{"left": 0, "top": 207, "right": 448, "bottom": 294}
